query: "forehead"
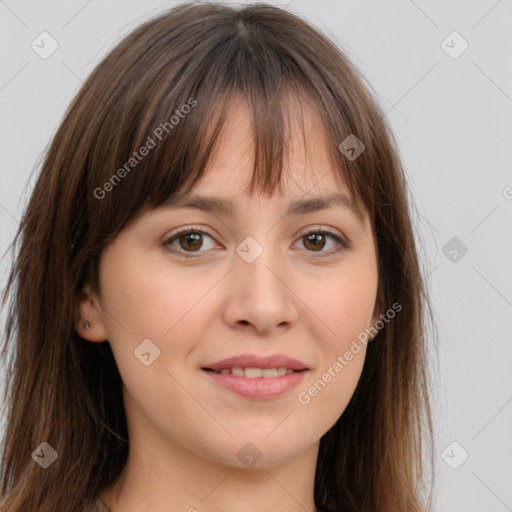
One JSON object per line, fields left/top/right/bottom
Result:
{"left": 185, "top": 94, "right": 349, "bottom": 199}
{"left": 160, "top": 99, "right": 365, "bottom": 225}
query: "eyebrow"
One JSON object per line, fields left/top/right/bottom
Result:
{"left": 161, "top": 192, "right": 364, "bottom": 222}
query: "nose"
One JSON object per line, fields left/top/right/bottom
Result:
{"left": 222, "top": 242, "right": 300, "bottom": 336}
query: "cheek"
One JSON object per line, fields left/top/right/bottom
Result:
{"left": 299, "top": 348, "right": 366, "bottom": 427}
{"left": 98, "top": 244, "right": 212, "bottom": 336}
{"left": 328, "top": 281, "right": 377, "bottom": 345}
{"left": 301, "top": 261, "right": 378, "bottom": 352}
{"left": 97, "top": 245, "right": 220, "bottom": 374}
{"left": 293, "top": 258, "right": 377, "bottom": 417}
{"left": 295, "top": 281, "right": 372, "bottom": 429}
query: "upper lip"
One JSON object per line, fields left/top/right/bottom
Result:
{"left": 203, "top": 354, "right": 309, "bottom": 371}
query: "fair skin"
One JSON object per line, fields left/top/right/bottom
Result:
{"left": 76, "top": 97, "right": 382, "bottom": 512}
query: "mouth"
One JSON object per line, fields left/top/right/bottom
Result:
{"left": 201, "top": 354, "right": 310, "bottom": 399}
{"left": 203, "top": 353, "right": 309, "bottom": 372}
{"left": 202, "top": 367, "right": 305, "bottom": 377}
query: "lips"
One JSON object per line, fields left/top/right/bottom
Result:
{"left": 201, "top": 354, "right": 310, "bottom": 399}
{"left": 202, "top": 354, "right": 309, "bottom": 372}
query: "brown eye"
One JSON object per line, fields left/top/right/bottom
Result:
{"left": 177, "top": 232, "right": 203, "bottom": 252}
{"left": 164, "top": 229, "right": 217, "bottom": 258}
{"left": 295, "top": 230, "right": 349, "bottom": 256}
{"left": 303, "top": 232, "right": 326, "bottom": 251}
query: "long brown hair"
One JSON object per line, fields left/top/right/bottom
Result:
{"left": 0, "top": 2, "right": 436, "bottom": 511}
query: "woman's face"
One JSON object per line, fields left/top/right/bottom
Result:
{"left": 77, "top": 98, "right": 382, "bottom": 469}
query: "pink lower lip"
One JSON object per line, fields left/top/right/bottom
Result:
{"left": 202, "top": 369, "right": 308, "bottom": 399}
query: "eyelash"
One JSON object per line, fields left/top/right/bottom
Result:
{"left": 163, "top": 226, "right": 350, "bottom": 259}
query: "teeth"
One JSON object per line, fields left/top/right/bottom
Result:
{"left": 213, "top": 367, "right": 295, "bottom": 378}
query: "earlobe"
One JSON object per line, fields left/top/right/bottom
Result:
{"left": 74, "top": 283, "right": 109, "bottom": 342}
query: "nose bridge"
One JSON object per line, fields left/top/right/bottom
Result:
{"left": 235, "top": 233, "right": 286, "bottom": 298}
{"left": 225, "top": 231, "right": 298, "bottom": 333}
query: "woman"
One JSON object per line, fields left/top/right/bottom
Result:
{"left": 0, "top": 2, "right": 436, "bottom": 511}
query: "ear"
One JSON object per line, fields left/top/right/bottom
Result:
{"left": 74, "top": 283, "right": 109, "bottom": 342}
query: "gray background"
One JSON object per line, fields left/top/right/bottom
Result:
{"left": 1, "top": 1, "right": 511, "bottom": 510}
